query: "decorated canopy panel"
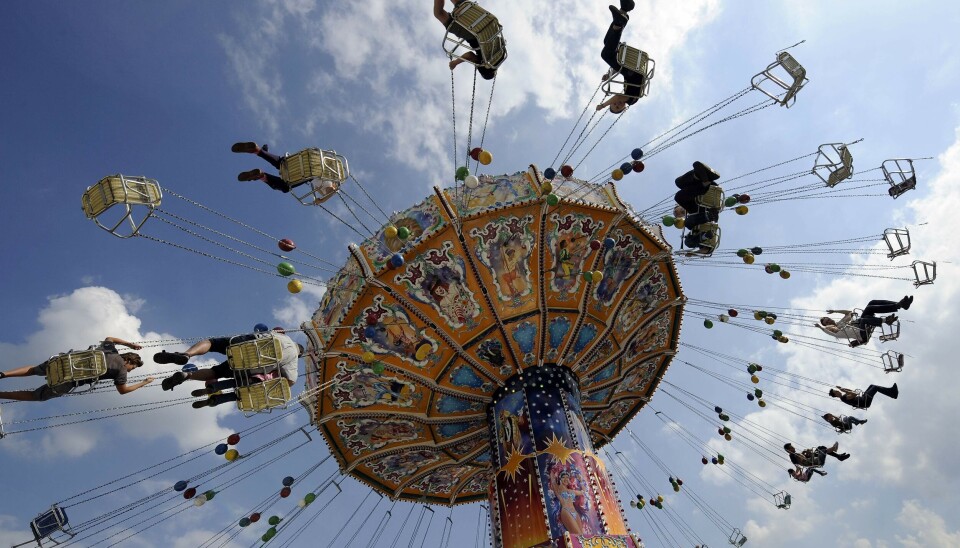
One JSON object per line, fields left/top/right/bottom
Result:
{"left": 306, "top": 168, "right": 684, "bottom": 504}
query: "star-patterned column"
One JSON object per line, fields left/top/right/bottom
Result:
{"left": 487, "top": 364, "right": 639, "bottom": 548}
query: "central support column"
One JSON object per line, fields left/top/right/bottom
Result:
{"left": 487, "top": 364, "right": 640, "bottom": 548}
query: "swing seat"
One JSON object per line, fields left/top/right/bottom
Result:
{"left": 728, "top": 528, "right": 748, "bottom": 546}
{"left": 911, "top": 260, "right": 936, "bottom": 287}
{"left": 774, "top": 491, "right": 792, "bottom": 510}
{"left": 443, "top": 1, "right": 507, "bottom": 70}
{"left": 751, "top": 51, "right": 808, "bottom": 108}
{"left": 81, "top": 175, "right": 162, "bottom": 238}
{"left": 882, "top": 228, "right": 911, "bottom": 260}
{"left": 878, "top": 318, "right": 900, "bottom": 342}
{"left": 696, "top": 185, "right": 725, "bottom": 210}
{"left": 227, "top": 334, "right": 292, "bottom": 414}
{"left": 683, "top": 222, "right": 721, "bottom": 257}
{"left": 887, "top": 176, "right": 916, "bottom": 199}
{"left": 881, "top": 350, "right": 904, "bottom": 373}
{"left": 279, "top": 148, "right": 349, "bottom": 206}
{"left": 236, "top": 377, "right": 292, "bottom": 414}
{"left": 833, "top": 415, "right": 851, "bottom": 434}
{"left": 812, "top": 144, "right": 854, "bottom": 187}
{"left": 31, "top": 505, "right": 74, "bottom": 544}
{"left": 883, "top": 158, "right": 918, "bottom": 199}
{"left": 601, "top": 44, "right": 655, "bottom": 99}
{"left": 45, "top": 350, "right": 107, "bottom": 387}
{"left": 226, "top": 334, "right": 284, "bottom": 372}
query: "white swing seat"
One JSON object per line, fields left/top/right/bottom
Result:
{"left": 911, "top": 260, "right": 936, "bottom": 287}
{"left": 601, "top": 44, "right": 655, "bottom": 99}
{"left": 45, "top": 350, "right": 107, "bottom": 387}
{"left": 443, "top": 1, "right": 507, "bottom": 70}
{"left": 751, "top": 51, "right": 808, "bottom": 107}
{"left": 31, "top": 505, "right": 75, "bottom": 545}
{"left": 279, "top": 148, "right": 349, "bottom": 207}
{"left": 881, "top": 350, "right": 904, "bottom": 373}
{"left": 774, "top": 491, "right": 792, "bottom": 509}
{"left": 883, "top": 158, "right": 918, "bottom": 199}
{"left": 82, "top": 174, "right": 162, "bottom": 238}
{"left": 812, "top": 144, "right": 854, "bottom": 187}
{"left": 226, "top": 333, "right": 292, "bottom": 414}
{"left": 882, "top": 228, "right": 911, "bottom": 260}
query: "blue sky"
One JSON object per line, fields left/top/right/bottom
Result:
{"left": 2, "top": 1, "right": 960, "bottom": 546}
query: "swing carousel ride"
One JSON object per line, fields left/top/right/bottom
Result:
{"left": 0, "top": 5, "right": 941, "bottom": 548}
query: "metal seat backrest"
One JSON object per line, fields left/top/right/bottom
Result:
{"left": 450, "top": 1, "right": 506, "bottom": 68}
{"left": 31, "top": 505, "right": 71, "bottom": 540}
{"left": 82, "top": 175, "right": 162, "bottom": 219}
{"left": 236, "top": 377, "right": 292, "bottom": 413}
{"left": 827, "top": 147, "right": 854, "bottom": 186}
{"left": 696, "top": 185, "right": 725, "bottom": 210}
{"left": 618, "top": 44, "right": 649, "bottom": 74}
{"left": 226, "top": 334, "right": 284, "bottom": 372}
{"left": 82, "top": 175, "right": 162, "bottom": 238}
{"left": 46, "top": 350, "right": 107, "bottom": 386}
{"left": 280, "top": 148, "right": 349, "bottom": 187}
{"left": 912, "top": 260, "right": 936, "bottom": 287}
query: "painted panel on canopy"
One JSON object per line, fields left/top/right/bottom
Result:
{"left": 403, "top": 463, "right": 481, "bottom": 501}
{"left": 505, "top": 316, "right": 541, "bottom": 370}
{"left": 454, "top": 469, "right": 494, "bottom": 503}
{"left": 460, "top": 329, "right": 520, "bottom": 382}
{"left": 380, "top": 232, "right": 493, "bottom": 345}
{"left": 588, "top": 223, "right": 653, "bottom": 318}
{"left": 430, "top": 389, "right": 487, "bottom": 420}
{"left": 358, "top": 193, "right": 448, "bottom": 274}
{"left": 549, "top": 178, "right": 620, "bottom": 210}
{"left": 460, "top": 204, "right": 542, "bottom": 324}
{"left": 355, "top": 448, "right": 445, "bottom": 490}
{"left": 336, "top": 290, "right": 453, "bottom": 383}
{"left": 581, "top": 359, "right": 620, "bottom": 390}
{"left": 572, "top": 336, "right": 621, "bottom": 377}
{"left": 542, "top": 312, "right": 579, "bottom": 365}
{"left": 431, "top": 419, "right": 487, "bottom": 443}
{"left": 560, "top": 316, "right": 605, "bottom": 369}
{"left": 610, "top": 356, "right": 664, "bottom": 400}
{"left": 439, "top": 434, "right": 488, "bottom": 463}
{"left": 543, "top": 208, "right": 617, "bottom": 308}
{"left": 620, "top": 309, "right": 675, "bottom": 367}
{"left": 436, "top": 359, "right": 498, "bottom": 399}
{"left": 320, "top": 360, "right": 429, "bottom": 419}
{"left": 444, "top": 173, "right": 540, "bottom": 219}
{"left": 609, "top": 264, "right": 673, "bottom": 346}
{"left": 333, "top": 416, "right": 429, "bottom": 458}
{"left": 311, "top": 256, "right": 366, "bottom": 348}
{"left": 588, "top": 399, "right": 640, "bottom": 438}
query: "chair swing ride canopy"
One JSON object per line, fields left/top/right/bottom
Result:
{"left": 303, "top": 166, "right": 685, "bottom": 505}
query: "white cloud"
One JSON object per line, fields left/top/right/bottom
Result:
{"left": 733, "top": 125, "right": 960, "bottom": 546}
{"left": 895, "top": 500, "right": 960, "bottom": 548}
{"left": 221, "top": 0, "right": 722, "bottom": 178}
{"left": 0, "top": 286, "right": 232, "bottom": 456}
